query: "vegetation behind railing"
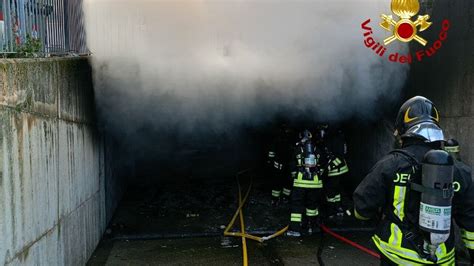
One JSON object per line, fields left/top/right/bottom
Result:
{"left": 1, "top": 0, "right": 88, "bottom": 58}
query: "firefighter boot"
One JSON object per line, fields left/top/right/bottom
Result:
{"left": 271, "top": 190, "right": 281, "bottom": 206}
{"left": 281, "top": 188, "right": 291, "bottom": 204}
{"left": 287, "top": 213, "right": 302, "bottom": 237}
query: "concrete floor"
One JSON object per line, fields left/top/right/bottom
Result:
{"left": 87, "top": 175, "right": 381, "bottom": 265}
{"left": 87, "top": 175, "right": 472, "bottom": 265}
{"left": 97, "top": 176, "right": 368, "bottom": 238}
{"left": 88, "top": 233, "right": 379, "bottom": 265}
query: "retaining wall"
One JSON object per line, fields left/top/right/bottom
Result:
{"left": 410, "top": 0, "right": 474, "bottom": 166}
{"left": 0, "top": 58, "right": 123, "bottom": 265}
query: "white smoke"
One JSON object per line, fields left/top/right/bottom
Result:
{"left": 84, "top": 0, "right": 409, "bottom": 140}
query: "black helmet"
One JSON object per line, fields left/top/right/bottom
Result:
{"left": 314, "top": 124, "right": 329, "bottom": 142}
{"left": 394, "top": 96, "right": 444, "bottom": 142}
{"left": 299, "top": 129, "right": 312, "bottom": 141}
{"left": 316, "top": 124, "right": 329, "bottom": 130}
{"left": 444, "top": 138, "right": 460, "bottom": 154}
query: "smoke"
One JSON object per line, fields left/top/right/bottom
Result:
{"left": 84, "top": 0, "right": 408, "bottom": 153}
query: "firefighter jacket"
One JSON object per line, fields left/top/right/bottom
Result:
{"left": 291, "top": 141, "right": 327, "bottom": 189}
{"left": 325, "top": 130, "right": 349, "bottom": 177}
{"left": 353, "top": 139, "right": 474, "bottom": 265}
{"left": 267, "top": 129, "right": 293, "bottom": 170}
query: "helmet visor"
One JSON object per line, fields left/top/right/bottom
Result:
{"left": 404, "top": 122, "right": 444, "bottom": 143}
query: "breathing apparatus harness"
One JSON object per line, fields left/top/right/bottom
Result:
{"left": 297, "top": 137, "right": 323, "bottom": 181}
{"left": 390, "top": 148, "right": 454, "bottom": 263}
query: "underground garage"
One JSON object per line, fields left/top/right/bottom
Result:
{"left": 1, "top": 0, "right": 473, "bottom": 265}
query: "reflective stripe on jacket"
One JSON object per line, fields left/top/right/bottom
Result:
{"left": 293, "top": 171, "right": 323, "bottom": 189}
{"left": 328, "top": 157, "right": 349, "bottom": 177}
{"left": 353, "top": 141, "right": 474, "bottom": 265}
{"left": 372, "top": 223, "right": 455, "bottom": 265}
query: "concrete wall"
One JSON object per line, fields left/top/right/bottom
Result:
{"left": 0, "top": 58, "right": 122, "bottom": 265}
{"left": 349, "top": 0, "right": 474, "bottom": 182}
{"left": 409, "top": 0, "right": 474, "bottom": 166}
{"left": 346, "top": 119, "right": 396, "bottom": 190}
{"left": 103, "top": 136, "right": 129, "bottom": 223}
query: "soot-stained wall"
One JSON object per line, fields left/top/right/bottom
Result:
{"left": 409, "top": 0, "right": 474, "bottom": 166}
{"left": 0, "top": 58, "right": 127, "bottom": 265}
{"left": 347, "top": 0, "right": 473, "bottom": 186}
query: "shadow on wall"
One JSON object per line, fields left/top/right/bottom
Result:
{"left": 408, "top": 0, "right": 474, "bottom": 166}
{"left": 348, "top": 0, "right": 474, "bottom": 190}
{"left": 345, "top": 119, "right": 396, "bottom": 192}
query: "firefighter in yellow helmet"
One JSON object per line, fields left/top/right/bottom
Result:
{"left": 354, "top": 96, "right": 474, "bottom": 265}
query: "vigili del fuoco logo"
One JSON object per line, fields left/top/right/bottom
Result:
{"left": 361, "top": 0, "right": 450, "bottom": 64}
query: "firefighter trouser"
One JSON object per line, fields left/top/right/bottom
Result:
{"left": 325, "top": 173, "right": 343, "bottom": 213}
{"left": 289, "top": 171, "right": 323, "bottom": 233}
{"left": 271, "top": 161, "right": 292, "bottom": 200}
{"left": 326, "top": 158, "right": 349, "bottom": 213}
{"left": 289, "top": 187, "right": 321, "bottom": 232}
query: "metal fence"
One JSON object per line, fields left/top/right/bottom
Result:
{"left": 0, "top": 0, "right": 88, "bottom": 56}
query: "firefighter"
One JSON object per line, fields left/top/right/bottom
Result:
{"left": 323, "top": 126, "right": 350, "bottom": 220}
{"left": 267, "top": 123, "right": 293, "bottom": 206}
{"left": 444, "top": 139, "right": 461, "bottom": 161}
{"left": 443, "top": 138, "right": 474, "bottom": 263}
{"left": 287, "top": 130, "right": 326, "bottom": 237}
{"left": 353, "top": 96, "right": 474, "bottom": 265}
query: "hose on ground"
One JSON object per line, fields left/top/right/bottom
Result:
{"left": 225, "top": 169, "right": 379, "bottom": 265}
{"left": 223, "top": 169, "right": 289, "bottom": 265}
{"left": 320, "top": 223, "right": 381, "bottom": 259}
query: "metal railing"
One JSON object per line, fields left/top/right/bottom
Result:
{"left": 0, "top": 0, "right": 88, "bottom": 56}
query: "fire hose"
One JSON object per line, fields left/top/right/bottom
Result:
{"left": 223, "top": 169, "right": 288, "bottom": 265}
{"left": 319, "top": 224, "right": 381, "bottom": 259}
{"left": 224, "top": 169, "right": 380, "bottom": 265}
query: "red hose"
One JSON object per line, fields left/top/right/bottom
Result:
{"left": 320, "top": 224, "right": 381, "bottom": 259}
